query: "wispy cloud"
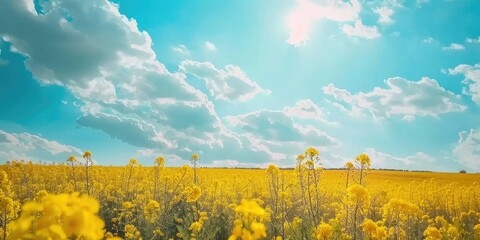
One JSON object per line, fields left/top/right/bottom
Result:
{"left": 179, "top": 60, "right": 270, "bottom": 102}
{"left": 442, "top": 43, "right": 465, "bottom": 51}
{"left": 172, "top": 44, "right": 189, "bottom": 54}
{"left": 466, "top": 37, "right": 480, "bottom": 44}
{"left": 422, "top": 37, "right": 435, "bottom": 44}
{"left": 205, "top": 41, "right": 217, "bottom": 51}
{"left": 342, "top": 20, "right": 380, "bottom": 39}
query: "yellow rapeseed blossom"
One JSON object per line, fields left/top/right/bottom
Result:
{"left": 154, "top": 156, "right": 165, "bottom": 167}
{"left": 82, "top": 151, "right": 92, "bottom": 158}
{"left": 345, "top": 161, "right": 354, "bottom": 170}
{"left": 423, "top": 226, "right": 442, "bottom": 240}
{"left": 266, "top": 164, "right": 280, "bottom": 175}
{"left": 235, "top": 199, "right": 266, "bottom": 219}
{"left": 305, "top": 147, "right": 319, "bottom": 159}
{"left": 124, "top": 224, "right": 140, "bottom": 239}
{"left": 474, "top": 224, "right": 480, "bottom": 236}
{"left": 347, "top": 184, "right": 370, "bottom": 209}
{"left": 355, "top": 153, "right": 371, "bottom": 167}
{"left": 315, "top": 222, "right": 333, "bottom": 240}
{"left": 67, "top": 155, "right": 77, "bottom": 163}
{"left": 187, "top": 185, "right": 202, "bottom": 202}
{"left": 7, "top": 193, "right": 104, "bottom": 240}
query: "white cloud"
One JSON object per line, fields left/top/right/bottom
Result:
{"left": 374, "top": 7, "right": 394, "bottom": 24}
{"left": 283, "top": 99, "right": 337, "bottom": 125}
{"left": 0, "top": 0, "right": 258, "bottom": 166}
{"left": 442, "top": 43, "right": 465, "bottom": 51}
{"left": 0, "top": 129, "right": 83, "bottom": 163}
{"left": 77, "top": 111, "right": 176, "bottom": 149}
{"left": 205, "top": 41, "right": 217, "bottom": 51}
{"left": 0, "top": 0, "right": 280, "bottom": 167}
{"left": 0, "top": 0, "right": 344, "bottom": 168}
{"left": 323, "top": 77, "right": 467, "bottom": 119}
{"left": 448, "top": 63, "right": 480, "bottom": 104}
{"left": 325, "top": 99, "right": 365, "bottom": 118}
{"left": 172, "top": 44, "right": 189, "bottom": 54}
{"left": 206, "top": 159, "right": 240, "bottom": 168}
{"left": 416, "top": 0, "right": 430, "bottom": 8}
{"left": 221, "top": 100, "right": 340, "bottom": 162}
{"left": 225, "top": 109, "right": 339, "bottom": 148}
{"left": 365, "top": 148, "right": 434, "bottom": 169}
{"left": 422, "top": 37, "right": 435, "bottom": 44}
{"left": 466, "top": 37, "right": 480, "bottom": 44}
{"left": 453, "top": 129, "right": 480, "bottom": 171}
{"left": 286, "top": 0, "right": 361, "bottom": 46}
{"left": 179, "top": 60, "right": 270, "bottom": 102}
{"left": 137, "top": 148, "right": 156, "bottom": 157}
{"left": 342, "top": 20, "right": 380, "bottom": 39}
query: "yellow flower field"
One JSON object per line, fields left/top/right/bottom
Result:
{"left": 1, "top": 148, "right": 480, "bottom": 239}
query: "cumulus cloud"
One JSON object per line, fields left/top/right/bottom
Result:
{"left": 448, "top": 63, "right": 480, "bottom": 104}
{"left": 77, "top": 111, "right": 176, "bottom": 149}
{"left": 0, "top": 0, "right": 338, "bottom": 167}
{"left": 225, "top": 110, "right": 338, "bottom": 145}
{"left": 374, "top": 7, "right": 394, "bottom": 24}
{"left": 0, "top": 0, "right": 301, "bottom": 168}
{"left": 0, "top": 0, "right": 232, "bottom": 155}
{"left": 205, "top": 41, "right": 217, "bottom": 51}
{"left": 179, "top": 60, "right": 270, "bottom": 102}
{"left": 365, "top": 148, "right": 434, "bottom": 169}
{"left": 286, "top": 0, "right": 361, "bottom": 46}
{"left": 283, "top": 99, "right": 337, "bottom": 125}
{"left": 0, "top": 129, "right": 82, "bottom": 163}
{"left": 323, "top": 77, "right": 467, "bottom": 120}
{"left": 442, "top": 43, "right": 465, "bottom": 51}
{"left": 453, "top": 129, "right": 480, "bottom": 171}
{"left": 224, "top": 108, "right": 340, "bottom": 160}
{"left": 342, "top": 20, "right": 380, "bottom": 39}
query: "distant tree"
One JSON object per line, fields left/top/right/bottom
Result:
{"left": 459, "top": 170, "right": 467, "bottom": 174}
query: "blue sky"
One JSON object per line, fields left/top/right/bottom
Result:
{"left": 1, "top": 0, "right": 480, "bottom": 172}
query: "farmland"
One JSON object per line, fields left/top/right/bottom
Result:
{"left": 1, "top": 149, "right": 480, "bottom": 239}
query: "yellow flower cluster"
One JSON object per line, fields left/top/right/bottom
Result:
{"left": 229, "top": 199, "right": 268, "bottom": 240}
{"left": 347, "top": 184, "right": 370, "bottom": 209}
{"left": 186, "top": 185, "right": 202, "bottom": 202}
{"left": 7, "top": 192, "right": 104, "bottom": 240}
{"left": 362, "top": 219, "right": 387, "bottom": 240}
{"left": 144, "top": 199, "right": 160, "bottom": 223}
{"left": 382, "top": 198, "right": 422, "bottom": 221}
{"left": 355, "top": 153, "right": 371, "bottom": 167}
{"left": 424, "top": 226, "right": 442, "bottom": 240}
{"left": 314, "top": 222, "right": 333, "bottom": 240}
{"left": 124, "top": 224, "right": 141, "bottom": 239}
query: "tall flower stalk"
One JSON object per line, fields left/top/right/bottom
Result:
{"left": 66, "top": 155, "right": 78, "bottom": 192}
{"left": 82, "top": 151, "right": 93, "bottom": 196}
{"left": 153, "top": 156, "right": 165, "bottom": 200}
{"left": 190, "top": 154, "right": 199, "bottom": 185}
